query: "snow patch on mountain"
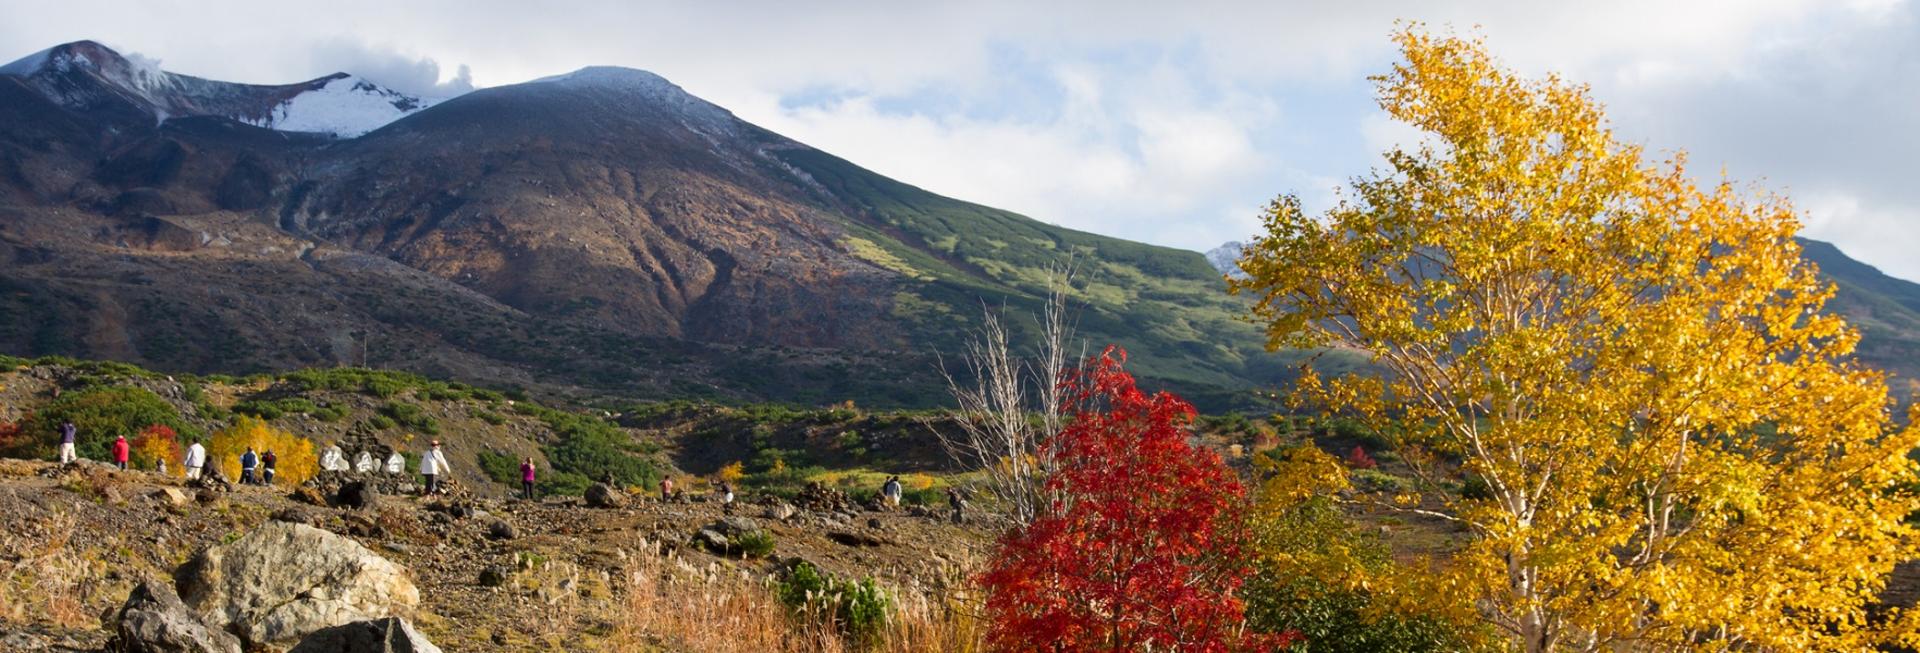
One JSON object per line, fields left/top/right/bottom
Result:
{"left": 244, "top": 75, "right": 434, "bottom": 138}
{"left": 1206, "top": 241, "right": 1248, "bottom": 279}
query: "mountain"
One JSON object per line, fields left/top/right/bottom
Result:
{"left": 1205, "top": 241, "right": 1246, "bottom": 279}
{"left": 0, "top": 41, "right": 1276, "bottom": 409}
{"left": 1205, "top": 237, "right": 1920, "bottom": 389}
{"left": 0, "top": 40, "right": 433, "bottom": 137}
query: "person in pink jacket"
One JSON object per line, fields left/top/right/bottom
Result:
{"left": 519, "top": 457, "right": 537, "bottom": 501}
{"left": 111, "top": 434, "right": 130, "bottom": 471}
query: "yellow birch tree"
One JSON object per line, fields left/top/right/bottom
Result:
{"left": 1232, "top": 28, "right": 1920, "bottom": 652}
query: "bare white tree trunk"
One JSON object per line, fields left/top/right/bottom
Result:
{"left": 936, "top": 263, "right": 1080, "bottom": 527}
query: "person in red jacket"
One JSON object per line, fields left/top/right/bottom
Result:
{"left": 519, "top": 457, "right": 537, "bottom": 501}
{"left": 111, "top": 434, "right": 130, "bottom": 471}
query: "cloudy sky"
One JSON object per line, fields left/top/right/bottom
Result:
{"left": 3, "top": 0, "right": 1916, "bottom": 279}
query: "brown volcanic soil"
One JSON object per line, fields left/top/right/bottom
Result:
{"left": 0, "top": 459, "right": 992, "bottom": 652}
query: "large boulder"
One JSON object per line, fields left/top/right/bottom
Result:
{"left": 176, "top": 522, "right": 420, "bottom": 649}
{"left": 585, "top": 483, "right": 627, "bottom": 508}
{"left": 114, "top": 580, "right": 244, "bottom": 653}
{"left": 288, "top": 617, "right": 441, "bottom": 653}
{"left": 335, "top": 480, "right": 379, "bottom": 511}
{"left": 711, "top": 516, "right": 761, "bottom": 537}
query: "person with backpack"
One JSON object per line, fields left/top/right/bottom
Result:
{"left": 419, "top": 440, "right": 449, "bottom": 495}
{"left": 261, "top": 450, "right": 277, "bottom": 485}
{"left": 183, "top": 439, "right": 207, "bottom": 480}
{"left": 947, "top": 486, "right": 968, "bottom": 524}
{"left": 882, "top": 475, "right": 903, "bottom": 508}
{"left": 519, "top": 457, "right": 537, "bottom": 500}
{"left": 717, "top": 479, "right": 735, "bottom": 513}
{"left": 240, "top": 447, "right": 259, "bottom": 485}
{"left": 111, "top": 434, "right": 130, "bottom": 471}
{"left": 57, "top": 421, "right": 77, "bottom": 464}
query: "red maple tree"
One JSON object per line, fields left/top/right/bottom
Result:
{"left": 980, "top": 347, "right": 1294, "bottom": 652}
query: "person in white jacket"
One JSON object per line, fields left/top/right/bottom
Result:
{"left": 419, "top": 441, "right": 449, "bottom": 495}
{"left": 183, "top": 440, "right": 207, "bottom": 480}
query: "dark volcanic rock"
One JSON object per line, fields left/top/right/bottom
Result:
{"left": 112, "top": 580, "right": 243, "bottom": 653}
{"left": 336, "top": 480, "right": 378, "bottom": 511}
{"left": 287, "top": 617, "right": 441, "bottom": 653}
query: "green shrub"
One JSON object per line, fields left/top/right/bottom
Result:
{"left": 838, "top": 577, "right": 891, "bottom": 645}
{"left": 474, "top": 410, "right": 507, "bottom": 426}
{"left": 422, "top": 383, "right": 469, "bottom": 402}
{"left": 776, "top": 562, "right": 890, "bottom": 645}
{"left": 234, "top": 397, "right": 319, "bottom": 420}
{"left": 476, "top": 450, "right": 520, "bottom": 486}
{"left": 777, "top": 561, "right": 831, "bottom": 607}
{"left": 1351, "top": 468, "right": 1411, "bottom": 494}
{"left": 368, "top": 415, "right": 397, "bottom": 431}
{"left": 379, "top": 402, "right": 439, "bottom": 435}
{"left": 734, "top": 531, "right": 776, "bottom": 558}
{"left": 538, "top": 410, "right": 657, "bottom": 493}
{"left": 363, "top": 377, "right": 405, "bottom": 399}
{"left": 19, "top": 386, "right": 197, "bottom": 459}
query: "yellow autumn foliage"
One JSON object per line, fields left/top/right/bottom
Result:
{"left": 207, "top": 416, "right": 317, "bottom": 486}
{"left": 717, "top": 461, "right": 745, "bottom": 484}
{"left": 1232, "top": 28, "right": 1920, "bottom": 651}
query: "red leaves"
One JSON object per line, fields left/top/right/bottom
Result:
{"left": 131, "top": 423, "right": 181, "bottom": 471}
{"left": 0, "top": 415, "right": 22, "bottom": 452}
{"left": 1345, "top": 446, "right": 1377, "bottom": 470}
{"left": 981, "top": 347, "right": 1295, "bottom": 652}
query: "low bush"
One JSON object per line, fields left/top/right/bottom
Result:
{"left": 734, "top": 531, "right": 777, "bottom": 558}
{"left": 1351, "top": 469, "right": 1411, "bottom": 494}
{"left": 19, "top": 386, "right": 195, "bottom": 460}
{"left": 777, "top": 561, "right": 892, "bottom": 645}
{"left": 380, "top": 402, "right": 439, "bottom": 435}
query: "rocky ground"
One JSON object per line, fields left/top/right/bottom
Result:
{"left": 0, "top": 459, "right": 993, "bottom": 652}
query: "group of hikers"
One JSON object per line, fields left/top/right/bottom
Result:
{"left": 57, "top": 421, "right": 279, "bottom": 483}
{"left": 49, "top": 422, "right": 968, "bottom": 519}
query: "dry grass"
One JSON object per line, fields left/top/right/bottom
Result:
{"left": 0, "top": 510, "right": 118, "bottom": 629}
{"left": 609, "top": 542, "right": 985, "bottom": 653}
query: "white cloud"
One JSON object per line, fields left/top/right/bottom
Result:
{"left": 306, "top": 39, "right": 474, "bottom": 97}
{"left": 1, "top": 0, "right": 1917, "bottom": 278}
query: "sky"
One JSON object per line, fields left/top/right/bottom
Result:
{"left": 2, "top": 0, "right": 1916, "bottom": 279}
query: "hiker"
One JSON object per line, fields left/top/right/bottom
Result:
{"left": 659, "top": 476, "right": 675, "bottom": 502}
{"left": 183, "top": 439, "right": 207, "bottom": 480}
{"left": 882, "top": 475, "right": 903, "bottom": 508}
{"left": 262, "top": 450, "right": 277, "bottom": 485}
{"left": 111, "top": 434, "right": 130, "bottom": 471}
{"left": 240, "top": 447, "right": 259, "bottom": 485}
{"left": 419, "top": 440, "right": 449, "bottom": 495}
{"left": 57, "top": 421, "right": 77, "bottom": 464}
{"left": 947, "top": 487, "right": 967, "bottom": 524}
{"left": 519, "top": 457, "right": 537, "bottom": 500}
{"left": 717, "top": 479, "right": 735, "bottom": 512}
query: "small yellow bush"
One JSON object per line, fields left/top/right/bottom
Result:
{"left": 207, "top": 417, "right": 317, "bottom": 485}
{"left": 717, "top": 461, "right": 745, "bottom": 484}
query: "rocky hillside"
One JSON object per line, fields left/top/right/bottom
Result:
{"left": 0, "top": 458, "right": 991, "bottom": 652}
{"left": 0, "top": 40, "right": 1276, "bottom": 410}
